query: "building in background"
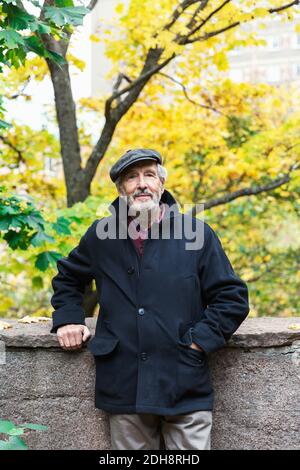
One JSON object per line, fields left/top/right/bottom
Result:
{"left": 90, "top": 0, "right": 130, "bottom": 96}
{"left": 90, "top": 6, "right": 300, "bottom": 93}
{"left": 228, "top": 19, "right": 300, "bottom": 85}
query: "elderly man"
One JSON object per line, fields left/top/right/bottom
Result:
{"left": 50, "top": 148, "right": 249, "bottom": 450}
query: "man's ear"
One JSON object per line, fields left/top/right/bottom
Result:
{"left": 117, "top": 184, "right": 125, "bottom": 196}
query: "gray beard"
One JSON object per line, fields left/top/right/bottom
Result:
{"left": 124, "top": 195, "right": 161, "bottom": 230}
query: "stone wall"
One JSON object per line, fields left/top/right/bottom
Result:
{"left": 0, "top": 317, "right": 299, "bottom": 450}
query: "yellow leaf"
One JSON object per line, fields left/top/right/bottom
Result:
{"left": 115, "top": 3, "right": 124, "bottom": 14}
{"left": 0, "top": 321, "right": 12, "bottom": 330}
{"left": 18, "top": 316, "right": 50, "bottom": 324}
{"left": 287, "top": 324, "right": 300, "bottom": 331}
{"left": 89, "top": 34, "right": 100, "bottom": 43}
{"left": 253, "top": 8, "right": 268, "bottom": 17}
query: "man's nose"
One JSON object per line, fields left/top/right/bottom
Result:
{"left": 137, "top": 175, "right": 147, "bottom": 188}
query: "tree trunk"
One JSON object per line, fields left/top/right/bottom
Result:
{"left": 46, "top": 57, "right": 87, "bottom": 207}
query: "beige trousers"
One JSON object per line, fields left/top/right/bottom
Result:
{"left": 109, "top": 411, "right": 212, "bottom": 450}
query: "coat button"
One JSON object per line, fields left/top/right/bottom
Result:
{"left": 127, "top": 266, "right": 135, "bottom": 274}
{"left": 138, "top": 308, "right": 145, "bottom": 315}
{"left": 140, "top": 352, "right": 148, "bottom": 361}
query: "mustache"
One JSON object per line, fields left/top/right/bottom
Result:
{"left": 133, "top": 190, "right": 153, "bottom": 198}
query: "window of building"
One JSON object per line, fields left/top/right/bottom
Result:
{"left": 266, "top": 65, "right": 280, "bottom": 83}
{"left": 293, "top": 34, "right": 300, "bottom": 48}
{"left": 281, "top": 65, "right": 292, "bottom": 82}
{"left": 267, "top": 35, "right": 281, "bottom": 50}
{"left": 292, "top": 63, "right": 300, "bottom": 78}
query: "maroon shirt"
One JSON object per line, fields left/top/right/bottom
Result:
{"left": 127, "top": 204, "right": 165, "bottom": 257}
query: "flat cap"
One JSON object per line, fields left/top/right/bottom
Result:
{"left": 110, "top": 148, "right": 162, "bottom": 183}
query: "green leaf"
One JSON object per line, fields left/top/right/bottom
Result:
{"left": 0, "top": 420, "right": 15, "bottom": 433}
{"left": 0, "top": 203, "right": 18, "bottom": 216}
{"left": 36, "top": 22, "right": 52, "bottom": 35}
{"left": 35, "top": 251, "right": 62, "bottom": 271}
{"left": 44, "top": 6, "right": 89, "bottom": 27}
{"left": 0, "top": 436, "right": 28, "bottom": 450}
{"left": 3, "top": 5, "right": 37, "bottom": 31}
{"left": 22, "top": 423, "right": 48, "bottom": 431}
{"left": 24, "top": 212, "right": 45, "bottom": 230}
{"left": 0, "top": 30, "right": 25, "bottom": 49}
{"left": 3, "top": 230, "right": 30, "bottom": 250}
{"left": 0, "top": 118, "right": 12, "bottom": 129}
{"left": 6, "top": 46, "right": 26, "bottom": 67}
{"left": 30, "top": 231, "right": 54, "bottom": 247}
{"left": 32, "top": 276, "right": 44, "bottom": 289}
{"left": 68, "top": 215, "right": 82, "bottom": 223}
{"left": 10, "top": 436, "right": 28, "bottom": 449}
{"left": 0, "top": 439, "right": 13, "bottom": 450}
{"left": 8, "top": 214, "right": 27, "bottom": 228}
{"left": 55, "top": 0, "right": 75, "bottom": 6}
{"left": 45, "top": 49, "right": 66, "bottom": 66}
{"left": 52, "top": 216, "right": 71, "bottom": 235}
{"left": 0, "top": 215, "right": 11, "bottom": 230}
{"left": 7, "top": 427, "right": 24, "bottom": 436}
{"left": 23, "top": 36, "right": 45, "bottom": 57}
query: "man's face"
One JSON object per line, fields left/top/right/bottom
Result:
{"left": 118, "top": 161, "right": 164, "bottom": 213}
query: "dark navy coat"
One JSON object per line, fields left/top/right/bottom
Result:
{"left": 51, "top": 190, "right": 249, "bottom": 415}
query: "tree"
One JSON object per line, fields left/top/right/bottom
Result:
{"left": 0, "top": 0, "right": 90, "bottom": 127}
{"left": 0, "top": 0, "right": 92, "bottom": 276}
{"left": 39, "top": 0, "right": 300, "bottom": 205}
{"left": 0, "top": 0, "right": 89, "bottom": 69}
{"left": 1, "top": 0, "right": 300, "bottom": 318}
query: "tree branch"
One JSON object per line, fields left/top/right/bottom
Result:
{"left": 269, "top": 0, "right": 300, "bottom": 13}
{"left": 85, "top": 49, "right": 175, "bottom": 180}
{"left": 178, "top": 0, "right": 300, "bottom": 45}
{"left": 182, "top": 21, "right": 240, "bottom": 44}
{"left": 186, "top": 1, "right": 209, "bottom": 30}
{"left": 163, "top": 0, "right": 203, "bottom": 31}
{"left": 200, "top": 171, "right": 247, "bottom": 202}
{"left": 188, "top": 162, "right": 299, "bottom": 215}
{"left": 106, "top": 52, "right": 175, "bottom": 107}
{"left": 158, "top": 71, "right": 226, "bottom": 115}
{"left": 0, "top": 135, "right": 25, "bottom": 165}
{"left": 112, "top": 73, "right": 133, "bottom": 105}
{"left": 87, "top": 0, "right": 99, "bottom": 11}
{"left": 6, "top": 77, "right": 31, "bottom": 101}
{"left": 187, "top": 0, "right": 231, "bottom": 38}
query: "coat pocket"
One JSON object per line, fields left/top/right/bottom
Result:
{"left": 177, "top": 321, "right": 206, "bottom": 366}
{"left": 177, "top": 342, "right": 205, "bottom": 366}
{"left": 87, "top": 335, "right": 119, "bottom": 357}
{"left": 87, "top": 332, "right": 126, "bottom": 402}
{"left": 175, "top": 342, "right": 212, "bottom": 404}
